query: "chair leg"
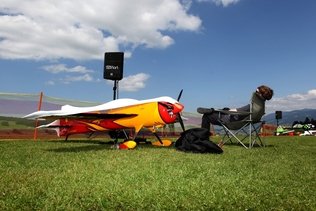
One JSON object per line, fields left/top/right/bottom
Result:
{"left": 220, "top": 122, "right": 265, "bottom": 149}
{"left": 221, "top": 128, "right": 234, "bottom": 143}
{"left": 249, "top": 123, "right": 252, "bottom": 148}
{"left": 222, "top": 126, "right": 248, "bottom": 149}
{"left": 249, "top": 123, "right": 264, "bottom": 148}
{"left": 230, "top": 131, "right": 248, "bottom": 149}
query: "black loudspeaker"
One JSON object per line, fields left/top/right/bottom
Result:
{"left": 275, "top": 111, "right": 282, "bottom": 120}
{"left": 104, "top": 52, "right": 124, "bottom": 80}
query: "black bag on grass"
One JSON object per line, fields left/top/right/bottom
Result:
{"left": 175, "top": 128, "right": 223, "bottom": 154}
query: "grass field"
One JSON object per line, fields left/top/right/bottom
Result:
{"left": 0, "top": 136, "right": 315, "bottom": 210}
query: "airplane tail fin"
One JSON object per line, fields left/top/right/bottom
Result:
{"left": 37, "top": 120, "right": 64, "bottom": 137}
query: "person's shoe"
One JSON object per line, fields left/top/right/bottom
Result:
{"left": 197, "top": 107, "right": 214, "bottom": 114}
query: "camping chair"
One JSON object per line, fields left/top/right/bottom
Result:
{"left": 215, "top": 92, "right": 266, "bottom": 149}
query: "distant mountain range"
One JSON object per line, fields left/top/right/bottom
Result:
{"left": 262, "top": 109, "right": 316, "bottom": 126}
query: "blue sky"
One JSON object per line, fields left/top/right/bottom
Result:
{"left": 1, "top": 0, "right": 316, "bottom": 114}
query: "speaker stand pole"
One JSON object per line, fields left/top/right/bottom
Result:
{"left": 113, "top": 80, "right": 118, "bottom": 100}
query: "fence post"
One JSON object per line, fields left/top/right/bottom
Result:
{"left": 34, "top": 92, "right": 43, "bottom": 141}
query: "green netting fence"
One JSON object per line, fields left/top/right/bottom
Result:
{"left": 0, "top": 92, "right": 100, "bottom": 117}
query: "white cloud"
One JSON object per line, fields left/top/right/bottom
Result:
{"left": 62, "top": 74, "right": 94, "bottom": 84}
{"left": 0, "top": 0, "right": 201, "bottom": 60}
{"left": 42, "top": 64, "right": 93, "bottom": 74}
{"left": 45, "top": 80, "right": 55, "bottom": 86}
{"left": 267, "top": 89, "right": 316, "bottom": 113}
{"left": 107, "top": 73, "right": 150, "bottom": 92}
{"left": 197, "top": 0, "right": 240, "bottom": 7}
{"left": 42, "top": 63, "right": 95, "bottom": 84}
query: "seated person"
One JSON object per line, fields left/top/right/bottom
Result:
{"left": 197, "top": 85, "right": 274, "bottom": 132}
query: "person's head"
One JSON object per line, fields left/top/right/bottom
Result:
{"left": 256, "top": 85, "right": 274, "bottom": 100}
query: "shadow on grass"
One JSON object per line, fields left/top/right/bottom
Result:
{"left": 45, "top": 139, "right": 158, "bottom": 153}
{"left": 45, "top": 139, "right": 117, "bottom": 153}
{"left": 46, "top": 145, "right": 111, "bottom": 153}
{"left": 51, "top": 139, "right": 114, "bottom": 145}
{"left": 221, "top": 142, "right": 275, "bottom": 148}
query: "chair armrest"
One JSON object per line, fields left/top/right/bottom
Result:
{"left": 214, "top": 109, "right": 251, "bottom": 115}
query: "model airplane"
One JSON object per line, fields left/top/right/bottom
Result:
{"left": 24, "top": 91, "right": 185, "bottom": 149}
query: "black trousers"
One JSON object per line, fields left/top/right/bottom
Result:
{"left": 201, "top": 112, "right": 230, "bottom": 131}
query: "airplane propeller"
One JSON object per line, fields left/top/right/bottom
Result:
{"left": 177, "top": 89, "right": 183, "bottom": 102}
{"left": 176, "top": 89, "right": 185, "bottom": 132}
